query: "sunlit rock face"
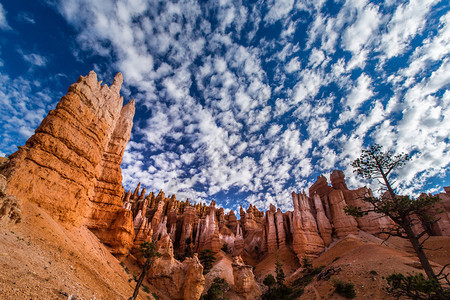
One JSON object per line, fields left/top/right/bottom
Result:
{"left": 3, "top": 71, "right": 135, "bottom": 254}
{"left": 231, "top": 255, "right": 261, "bottom": 299}
{"left": 432, "top": 187, "right": 450, "bottom": 236}
{"left": 0, "top": 173, "right": 21, "bottom": 226}
{"left": 147, "top": 235, "right": 205, "bottom": 300}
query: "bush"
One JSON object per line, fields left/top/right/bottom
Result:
{"left": 301, "top": 257, "right": 313, "bottom": 272}
{"left": 262, "top": 256, "right": 293, "bottom": 300}
{"left": 199, "top": 249, "right": 216, "bottom": 274}
{"left": 221, "top": 243, "right": 230, "bottom": 254}
{"left": 263, "top": 274, "right": 276, "bottom": 290}
{"left": 261, "top": 284, "right": 292, "bottom": 300}
{"left": 385, "top": 273, "right": 450, "bottom": 300}
{"left": 333, "top": 280, "right": 356, "bottom": 299}
{"left": 201, "top": 277, "right": 229, "bottom": 300}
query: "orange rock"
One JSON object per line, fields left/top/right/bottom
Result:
{"left": 328, "top": 189, "right": 359, "bottom": 238}
{"left": 3, "top": 71, "right": 135, "bottom": 254}
{"left": 313, "top": 193, "right": 332, "bottom": 246}
{"left": 265, "top": 205, "right": 278, "bottom": 254}
{"left": 148, "top": 235, "right": 205, "bottom": 300}
{"left": 292, "top": 191, "right": 325, "bottom": 259}
{"left": 0, "top": 174, "right": 21, "bottom": 226}
{"left": 232, "top": 256, "right": 261, "bottom": 299}
{"left": 432, "top": 187, "right": 450, "bottom": 236}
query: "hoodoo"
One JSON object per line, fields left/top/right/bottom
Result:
{"left": 3, "top": 71, "right": 135, "bottom": 254}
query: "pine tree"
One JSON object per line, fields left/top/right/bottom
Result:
{"left": 199, "top": 249, "right": 216, "bottom": 274}
{"left": 346, "top": 144, "right": 449, "bottom": 291}
{"left": 129, "top": 241, "right": 161, "bottom": 300}
{"left": 275, "top": 253, "right": 285, "bottom": 287}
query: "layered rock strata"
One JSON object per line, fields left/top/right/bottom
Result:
{"left": 2, "top": 71, "right": 135, "bottom": 254}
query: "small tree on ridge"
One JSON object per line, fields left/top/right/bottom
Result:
{"left": 345, "top": 144, "right": 449, "bottom": 291}
{"left": 129, "top": 241, "right": 161, "bottom": 300}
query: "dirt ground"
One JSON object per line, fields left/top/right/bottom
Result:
{"left": 296, "top": 232, "right": 450, "bottom": 300}
{"left": 0, "top": 201, "right": 152, "bottom": 300}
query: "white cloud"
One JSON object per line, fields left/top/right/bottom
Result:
{"left": 378, "top": 0, "right": 439, "bottom": 59}
{"left": 264, "top": 0, "right": 295, "bottom": 24}
{"left": 19, "top": 52, "right": 48, "bottom": 67}
{"left": 308, "top": 48, "right": 325, "bottom": 68}
{"left": 285, "top": 57, "right": 301, "bottom": 73}
{"left": 0, "top": 74, "right": 54, "bottom": 154}
{"left": 342, "top": 2, "right": 381, "bottom": 54}
{"left": 0, "top": 4, "right": 11, "bottom": 31}
{"left": 339, "top": 73, "right": 374, "bottom": 123}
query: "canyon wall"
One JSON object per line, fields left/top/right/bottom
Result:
{"left": 2, "top": 71, "right": 135, "bottom": 254}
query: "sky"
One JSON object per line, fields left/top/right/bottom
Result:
{"left": 0, "top": 0, "right": 449, "bottom": 213}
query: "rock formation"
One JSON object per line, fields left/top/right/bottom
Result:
{"left": 0, "top": 173, "right": 21, "bottom": 226}
{"left": 313, "top": 194, "right": 332, "bottom": 246}
{"left": 328, "top": 189, "right": 359, "bottom": 238}
{"left": 431, "top": 187, "right": 450, "bottom": 236}
{"left": 232, "top": 256, "right": 261, "bottom": 299}
{"left": 125, "top": 169, "right": 450, "bottom": 271}
{"left": 2, "top": 71, "right": 135, "bottom": 254}
{"left": 330, "top": 170, "right": 392, "bottom": 237}
{"left": 147, "top": 235, "right": 205, "bottom": 300}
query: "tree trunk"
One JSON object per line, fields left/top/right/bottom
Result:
{"left": 376, "top": 160, "right": 396, "bottom": 200}
{"left": 404, "top": 224, "right": 437, "bottom": 282}
{"left": 130, "top": 265, "right": 148, "bottom": 300}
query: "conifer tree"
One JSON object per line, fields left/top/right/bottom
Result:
{"left": 346, "top": 144, "right": 449, "bottom": 292}
{"left": 129, "top": 241, "right": 161, "bottom": 300}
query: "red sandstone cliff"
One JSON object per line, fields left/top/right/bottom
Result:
{"left": 2, "top": 71, "right": 135, "bottom": 254}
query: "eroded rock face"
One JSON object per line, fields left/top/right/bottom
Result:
{"left": 0, "top": 174, "right": 21, "bottom": 226}
{"left": 183, "top": 254, "right": 205, "bottom": 300}
{"left": 313, "top": 194, "right": 332, "bottom": 246}
{"left": 232, "top": 256, "right": 261, "bottom": 300}
{"left": 88, "top": 99, "right": 135, "bottom": 254}
{"left": 291, "top": 191, "right": 325, "bottom": 260}
{"left": 432, "top": 187, "right": 450, "bottom": 236}
{"left": 330, "top": 170, "right": 392, "bottom": 238}
{"left": 147, "top": 235, "right": 205, "bottom": 300}
{"left": 3, "top": 71, "right": 135, "bottom": 254}
{"left": 329, "top": 189, "right": 359, "bottom": 238}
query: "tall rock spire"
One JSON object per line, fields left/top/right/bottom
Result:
{"left": 4, "top": 71, "right": 135, "bottom": 254}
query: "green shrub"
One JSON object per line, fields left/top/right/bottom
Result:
{"left": 333, "top": 280, "right": 356, "bottom": 299}
{"left": 199, "top": 249, "right": 216, "bottom": 274}
{"left": 385, "top": 273, "right": 450, "bottom": 300}
{"left": 202, "top": 277, "right": 229, "bottom": 300}
{"left": 301, "top": 257, "right": 313, "bottom": 272}
{"left": 221, "top": 243, "right": 230, "bottom": 254}
{"left": 263, "top": 274, "right": 276, "bottom": 291}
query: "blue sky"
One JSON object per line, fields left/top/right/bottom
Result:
{"left": 0, "top": 0, "right": 449, "bottom": 212}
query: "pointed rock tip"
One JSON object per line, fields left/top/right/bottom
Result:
{"left": 111, "top": 72, "right": 123, "bottom": 93}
